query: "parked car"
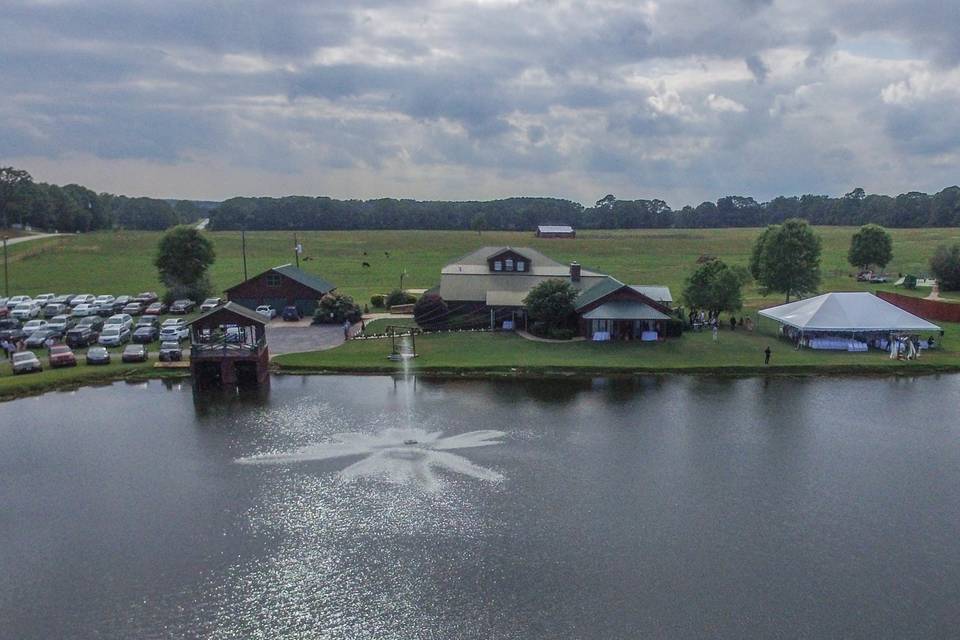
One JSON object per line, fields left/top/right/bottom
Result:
{"left": 144, "top": 302, "right": 167, "bottom": 316}
{"left": 158, "top": 341, "right": 183, "bottom": 362}
{"left": 132, "top": 325, "right": 159, "bottom": 344}
{"left": 281, "top": 306, "right": 302, "bottom": 321}
{"left": 0, "top": 306, "right": 7, "bottom": 320}
{"left": 105, "top": 314, "right": 133, "bottom": 331}
{"left": 0, "top": 296, "right": 9, "bottom": 309}
{"left": 71, "top": 303, "right": 98, "bottom": 317}
{"left": 7, "top": 295, "right": 32, "bottom": 307}
{"left": 122, "top": 302, "right": 144, "bottom": 316}
{"left": 160, "top": 318, "right": 189, "bottom": 341}
{"left": 98, "top": 325, "right": 131, "bottom": 346}
{"left": 134, "top": 292, "right": 159, "bottom": 305}
{"left": 85, "top": 346, "right": 111, "bottom": 365}
{"left": 77, "top": 315, "right": 105, "bottom": 332}
{"left": 96, "top": 302, "right": 118, "bottom": 317}
{"left": 256, "top": 305, "right": 277, "bottom": 319}
{"left": 48, "top": 345, "right": 77, "bottom": 368}
{"left": 34, "top": 293, "right": 56, "bottom": 306}
{"left": 0, "top": 319, "right": 25, "bottom": 343}
{"left": 94, "top": 295, "right": 116, "bottom": 307}
{"left": 121, "top": 343, "right": 148, "bottom": 362}
{"left": 169, "top": 299, "right": 196, "bottom": 314}
{"left": 51, "top": 294, "right": 74, "bottom": 305}
{"left": 70, "top": 294, "right": 96, "bottom": 307}
{"left": 43, "top": 303, "right": 67, "bottom": 318}
{"left": 11, "top": 302, "right": 41, "bottom": 320}
{"left": 65, "top": 326, "right": 98, "bottom": 348}
{"left": 200, "top": 297, "right": 223, "bottom": 312}
{"left": 25, "top": 329, "right": 58, "bottom": 350}
{"left": 11, "top": 351, "right": 43, "bottom": 374}
{"left": 22, "top": 319, "right": 48, "bottom": 334}
{"left": 46, "top": 314, "right": 75, "bottom": 334}
{"left": 112, "top": 295, "right": 132, "bottom": 311}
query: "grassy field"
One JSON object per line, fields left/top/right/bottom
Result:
{"left": 4, "top": 227, "right": 960, "bottom": 307}
{"left": 275, "top": 319, "right": 960, "bottom": 374}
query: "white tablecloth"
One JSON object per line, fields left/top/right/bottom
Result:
{"left": 641, "top": 331, "right": 658, "bottom": 342}
{"left": 592, "top": 331, "right": 611, "bottom": 342}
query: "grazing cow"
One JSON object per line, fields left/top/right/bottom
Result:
{"left": 362, "top": 262, "right": 371, "bottom": 268}
{"left": 384, "top": 251, "right": 390, "bottom": 258}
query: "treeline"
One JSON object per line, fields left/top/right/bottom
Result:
{"left": 0, "top": 167, "right": 205, "bottom": 232}
{"left": 210, "top": 188, "right": 960, "bottom": 231}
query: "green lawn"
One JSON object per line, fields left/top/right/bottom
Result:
{"left": 361, "top": 317, "right": 418, "bottom": 335}
{"left": 4, "top": 227, "right": 960, "bottom": 309}
{"left": 275, "top": 319, "right": 960, "bottom": 374}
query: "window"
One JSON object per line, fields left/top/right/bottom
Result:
{"left": 505, "top": 259, "right": 514, "bottom": 271}
{"left": 516, "top": 261, "right": 525, "bottom": 272}
{"left": 266, "top": 273, "right": 282, "bottom": 287}
{"left": 494, "top": 261, "right": 502, "bottom": 271}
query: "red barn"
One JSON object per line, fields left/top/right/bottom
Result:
{"left": 225, "top": 264, "right": 336, "bottom": 316}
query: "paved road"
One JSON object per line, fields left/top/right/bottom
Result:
{"left": 265, "top": 322, "right": 345, "bottom": 356}
{"left": 3, "top": 233, "right": 64, "bottom": 246}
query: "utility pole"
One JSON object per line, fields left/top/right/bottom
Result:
{"left": 294, "top": 233, "right": 301, "bottom": 268}
{"left": 241, "top": 228, "right": 248, "bottom": 281}
{"left": 2, "top": 236, "right": 7, "bottom": 297}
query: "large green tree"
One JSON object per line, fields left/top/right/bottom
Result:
{"left": 682, "top": 259, "right": 750, "bottom": 315}
{"left": 155, "top": 226, "right": 216, "bottom": 303}
{"left": 930, "top": 244, "right": 960, "bottom": 291}
{"left": 524, "top": 279, "right": 578, "bottom": 336}
{"left": 848, "top": 224, "right": 893, "bottom": 271}
{"left": 0, "top": 167, "right": 33, "bottom": 228}
{"left": 749, "top": 218, "right": 822, "bottom": 302}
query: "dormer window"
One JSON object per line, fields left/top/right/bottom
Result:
{"left": 494, "top": 260, "right": 503, "bottom": 271}
{"left": 517, "top": 261, "right": 525, "bottom": 272}
{"left": 505, "top": 259, "right": 514, "bottom": 271}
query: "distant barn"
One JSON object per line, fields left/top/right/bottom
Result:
{"left": 225, "top": 264, "right": 336, "bottom": 316}
{"left": 536, "top": 225, "right": 576, "bottom": 239}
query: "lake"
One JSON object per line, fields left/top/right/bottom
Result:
{"left": 2, "top": 374, "right": 959, "bottom": 639}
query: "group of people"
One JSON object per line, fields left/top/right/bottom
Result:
{"left": 1, "top": 338, "right": 24, "bottom": 359}
{"left": 688, "top": 310, "right": 755, "bottom": 342}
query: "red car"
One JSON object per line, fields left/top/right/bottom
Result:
{"left": 48, "top": 344, "right": 78, "bottom": 368}
{"left": 144, "top": 302, "right": 167, "bottom": 315}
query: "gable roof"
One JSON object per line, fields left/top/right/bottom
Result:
{"left": 758, "top": 292, "right": 941, "bottom": 332}
{"left": 575, "top": 276, "right": 673, "bottom": 315}
{"left": 441, "top": 246, "right": 605, "bottom": 277}
{"left": 226, "top": 264, "right": 336, "bottom": 294}
{"left": 581, "top": 300, "right": 671, "bottom": 321}
{"left": 187, "top": 301, "right": 267, "bottom": 327}
{"left": 630, "top": 285, "right": 673, "bottom": 303}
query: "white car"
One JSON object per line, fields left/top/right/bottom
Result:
{"left": 94, "top": 295, "right": 116, "bottom": 307}
{"left": 98, "top": 326, "right": 130, "bottom": 346}
{"left": 105, "top": 313, "right": 134, "bottom": 331}
{"left": 256, "top": 305, "right": 277, "bottom": 319}
{"left": 70, "top": 294, "right": 96, "bottom": 307}
{"left": 22, "top": 318, "right": 49, "bottom": 334}
{"left": 7, "top": 295, "right": 32, "bottom": 307}
{"left": 159, "top": 326, "right": 189, "bottom": 342}
{"left": 200, "top": 297, "right": 223, "bottom": 312}
{"left": 72, "top": 303, "right": 97, "bottom": 317}
{"left": 11, "top": 302, "right": 41, "bottom": 320}
{"left": 34, "top": 293, "right": 56, "bottom": 306}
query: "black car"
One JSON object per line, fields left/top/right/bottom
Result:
{"left": 25, "top": 329, "right": 58, "bottom": 349}
{"left": 97, "top": 302, "right": 117, "bottom": 317}
{"left": 65, "top": 326, "right": 98, "bottom": 348}
{"left": 0, "top": 319, "right": 24, "bottom": 342}
{"left": 132, "top": 325, "right": 159, "bottom": 344}
{"left": 281, "top": 306, "right": 302, "bottom": 321}
{"left": 51, "top": 294, "right": 74, "bottom": 306}
{"left": 77, "top": 315, "right": 105, "bottom": 331}
{"left": 169, "top": 299, "right": 196, "bottom": 314}
{"left": 158, "top": 341, "right": 183, "bottom": 361}
{"left": 86, "top": 346, "right": 111, "bottom": 365}
{"left": 121, "top": 344, "right": 148, "bottom": 362}
{"left": 112, "top": 296, "right": 132, "bottom": 312}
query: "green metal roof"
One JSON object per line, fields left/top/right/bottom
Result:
{"left": 271, "top": 264, "right": 336, "bottom": 294}
{"left": 574, "top": 276, "right": 626, "bottom": 310}
{"left": 581, "top": 300, "right": 672, "bottom": 321}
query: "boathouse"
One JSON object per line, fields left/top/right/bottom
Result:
{"left": 225, "top": 264, "right": 336, "bottom": 317}
{"left": 188, "top": 302, "right": 269, "bottom": 387}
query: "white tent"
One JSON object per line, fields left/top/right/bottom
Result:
{"left": 758, "top": 292, "right": 941, "bottom": 333}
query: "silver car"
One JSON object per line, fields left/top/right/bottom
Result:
{"left": 11, "top": 351, "right": 43, "bottom": 375}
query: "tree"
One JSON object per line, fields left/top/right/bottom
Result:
{"left": 749, "top": 218, "right": 822, "bottom": 302}
{"left": 848, "top": 224, "right": 893, "bottom": 271}
{"left": 315, "top": 291, "right": 361, "bottom": 323}
{"left": 470, "top": 212, "right": 488, "bottom": 235}
{"left": 414, "top": 293, "right": 449, "bottom": 330}
{"left": 0, "top": 167, "right": 33, "bottom": 227}
{"left": 682, "top": 259, "right": 750, "bottom": 316}
{"left": 930, "top": 244, "right": 960, "bottom": 291}
{"left": 155, "top": 226, "right": 216, "bottom": 303}
{"left": 524, "top": 279, "right": 578, "bottom": 338}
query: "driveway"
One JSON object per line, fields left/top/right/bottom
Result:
{"left": 265, "top": 321, "right": 345, "bottom": 356}
{"left": 3, "top": 233, "right": 65, "bottom": 246}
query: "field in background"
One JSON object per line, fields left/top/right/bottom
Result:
{"left": 4, "top": 227, "right": 960, "bottom": 308}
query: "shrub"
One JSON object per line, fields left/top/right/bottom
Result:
{"left": 903, "top": 274, "right": 918, "bottom": 290}
{"left": 385, "top": 289, "right": 416, "bottom": 307}
{"left": 548, "top": 327, "right": 576, "bottom": 340}
{"left": 524, "top": 279, "right": 578, "bottom": 337}
{"left": 370, "top": 294, "right": 385, "bottom": 308}
{"left": 314, "top": 291, "right": 362, "bottom": 324}
{"left": 930, "top": 244, "right": 960, "bottom": 291}
{"left": 413, "top": 294, "right": 449, "bottom": 330}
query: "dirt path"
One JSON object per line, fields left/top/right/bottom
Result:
{"left": 3, "top": 233, "right": 65, "bottom": 247}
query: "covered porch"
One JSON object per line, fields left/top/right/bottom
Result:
{"left": 581, "top": 300, "right": 671, "bottom": 341}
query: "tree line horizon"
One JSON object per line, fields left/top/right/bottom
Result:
{"left": 3, "top": 166, "right": 960, "bottom": 232}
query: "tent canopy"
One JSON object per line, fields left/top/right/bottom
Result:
{"left": 758, "top": 292, "right": 941, "bottom": 333}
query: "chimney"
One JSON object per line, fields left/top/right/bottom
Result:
{"left": 570, "top": 262, "right": 581, "bottom": 282}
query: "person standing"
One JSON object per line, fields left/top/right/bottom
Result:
{"left": 342, "top": 319, "right": 351, "bottom": 339}
{"left": 712, "top": 323, "right": 719, "bottom": 342}
{"left": 764, "top": 346, "right": 772, "bottom": 365}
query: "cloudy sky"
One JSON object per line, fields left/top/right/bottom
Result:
{"left": 1, "top": 0, "right": 958, "bottom": 206}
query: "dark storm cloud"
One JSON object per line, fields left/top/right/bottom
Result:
{"left": 1, "top": 0, "right": 957, "bottom": 203}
